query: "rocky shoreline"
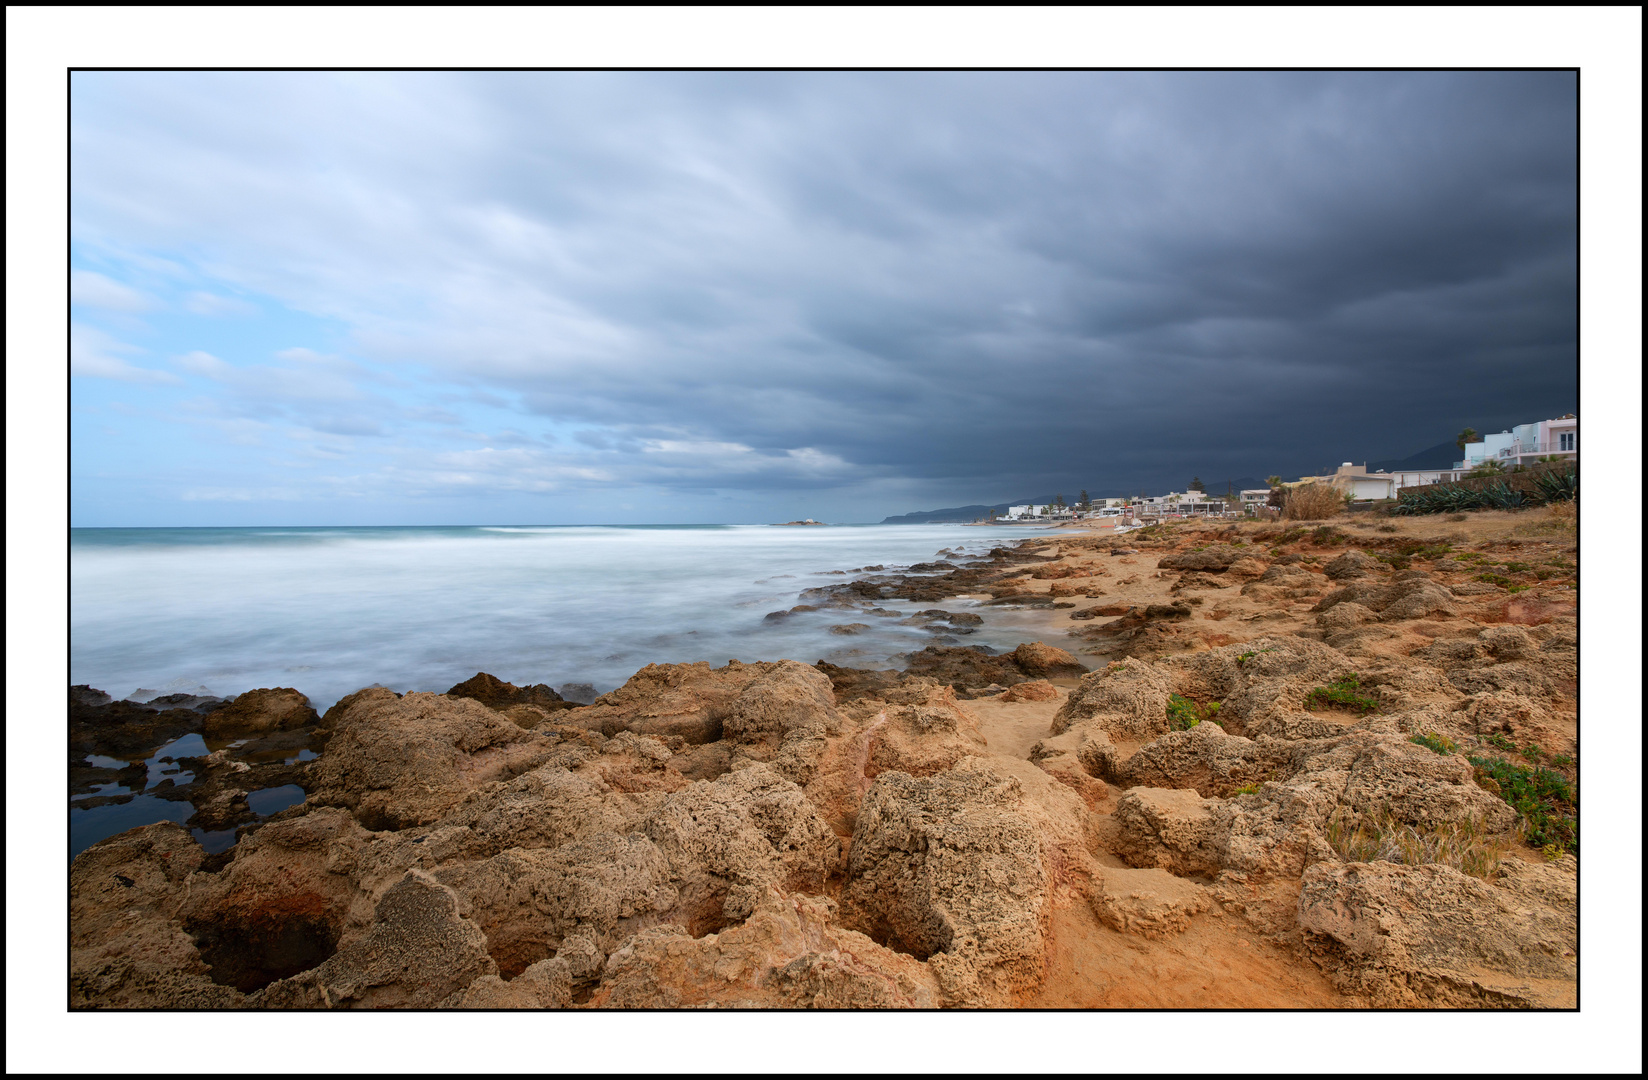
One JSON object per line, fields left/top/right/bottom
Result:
{"left": 69, "top": 512, "right": 1578, "bottom": 1009}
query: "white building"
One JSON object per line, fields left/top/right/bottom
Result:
{"left": 1456, "top": 414, "right": 1577, "bottom": 470}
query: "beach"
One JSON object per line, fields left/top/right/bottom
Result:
{"left": 69, "top": 508, "right": 1578, "bottom": 1008}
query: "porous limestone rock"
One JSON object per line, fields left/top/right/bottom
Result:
{"left": 842, "top": 762, "right": 1049, "bottom": 1007}
{"left": 1110, "top": 722, "right": 1292, "bottom": 798}
{"left": 590, "top": 888, "right": 941, "bottom": 1008}
{"left": 70, "top": 823, "right": 246, "bottom": 1009}
{"left": 432, "top": 762, "right": 649, "bottom": 858}
{"left": 438, "top": 832, "right": 678, "bottom": 977}
{"left": 1323, "top": 550, "right": 1384, "bottom": 581}
{"left": 1299, "top": 857, "right": 1577, "bottom": 1007}
{"left": 1089, "top": 866, "right": 1212, "bottom": 939}
{"left": 255, "top": 869, "right": 497, "bottom": 1009}
{"left": 438, "top": 957, "right": 574, "bottom": 1008}
{"left": 1051, "top": 658, "right": 1174, "bottom": 739}
{"left": 642, "top": 764, "right": 841, "bottom": 937}
{"left": 306, "top": 689, "right": 557, "bottom": 831}
{"left": 999, "top": 679, "right": 1058, "bottom": 703}
{"left": 721, "top": 660, "right": 842, "bottom": 784}
{"left": 1155, "top": 545, "right": 1247, "bottom": 571}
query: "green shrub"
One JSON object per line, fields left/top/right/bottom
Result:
{"left": 1468, "top": 755, "right": 1578, "bottom": 854}
{"left": 1306, "top": 676, "right": 1380, "bottom": 715}
{"left": 1475, "top": 573, "right": 1514, "bottom": 586}
{"left": 1231, "top": 783, "right": 1261, "bottom": 796}
{"left": 1410, "top": 732, "right": 1458, "bottom": 756}
{"left": 1483, "top": 733, "right": 1518, "bottom": 753}
{"left": 1166, "top": 693, "right": 1222, "bottom": 731}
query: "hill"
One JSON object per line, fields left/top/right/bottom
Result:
{"left": 881, "top": 503, "right": 1012, "bottom": 524}
{"left": 1365, "top": 440, "right": 1460, "bottom": 472}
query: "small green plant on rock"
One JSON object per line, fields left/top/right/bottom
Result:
{"left": 1483, "top": 733, "right": 1518, "bottom": 753}
{"left": 1468, "top": 755, "right": 1578, "bottom": 854}
{"left": 1166, "top": 693, "right": 1222, "bottom": 731}
{"left": 1235, "top": 646, "right": 1276, "bottom": 667}
{"left": 1306, "top": 676, "right": 1380, "bottom": 715}
{"left": 1231, "top": 783, "right": 1262, "bottom": 796}
{"left": 1475, "top": 572, "right": 1514, "bottom": 586}
{"left": 1410, "top": 732, "right": 1458, "bottom": 756}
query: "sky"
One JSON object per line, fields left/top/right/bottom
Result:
{"left": 69, "top": 70, "right": 1579, "bottom": 525}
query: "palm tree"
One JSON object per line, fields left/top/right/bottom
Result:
{"left": 1266, "top": 475, "right": 1283, "bottom": 489}
{"left": 1456, "top": 428, "right": 1479, "bottom": 454}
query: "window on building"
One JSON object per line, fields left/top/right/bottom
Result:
{"left": 1559, "top": 432, "right": 1575, "bottom": 452}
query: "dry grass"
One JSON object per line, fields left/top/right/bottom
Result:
{"left": 1325, "top": 807, "right": 1516, "bottom": 879}
{"left": 1510, "top": 498, "right": 1578, "bottom": 538}
{"left": 1283, "top": 483, "right": 1344, "bottom": 521}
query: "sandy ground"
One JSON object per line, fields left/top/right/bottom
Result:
{"left": 941, "top": 506, "right": 1578, "bottom": 1007}
{"left": 958, "top": 684, "right": 1345, "bottom": 1008}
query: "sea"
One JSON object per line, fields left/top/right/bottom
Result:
{"left": 70, "top": 523, "right": 1059, "bottom": 712}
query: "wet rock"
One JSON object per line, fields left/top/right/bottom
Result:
{"left": 898, "top": 645, "right": 1034, "bottom": 690}
{"left": 829, "top": 623, "right": 871, "bottom": 635}
{"left": 70, "top": 687, "right": 201, "bottom": 761}
{"left": 445, "top": 672, "right": 576, "bottom": 713}
{"left": 1010, "top": 641, "right": 1087, "bottom": 679}
{"left": 203, "top": 688, "right": 320, "bottom": 739}
{"left": 813, "top": 661, "right": 904, "bottom": 703}
{"left": 557, "top": 682, "right": 599, "bottom": 705}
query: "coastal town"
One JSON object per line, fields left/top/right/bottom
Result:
{"left": 993, "top": 413, "right": 1578, "bottom": 524}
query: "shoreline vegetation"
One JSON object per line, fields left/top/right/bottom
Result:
{"left": 70, "top": 506, "right": 1577, "bottom": 1009}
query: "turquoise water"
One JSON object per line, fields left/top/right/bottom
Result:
{"left": 71, "top": 523, "right": 1053, "bottom": 711}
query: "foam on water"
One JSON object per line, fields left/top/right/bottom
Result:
{"left": 72, "top": 524, "right": 1053, "bottom": 711}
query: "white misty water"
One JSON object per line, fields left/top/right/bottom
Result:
{"left": 71, "top": 524, "right": 1057, "bottom": 711}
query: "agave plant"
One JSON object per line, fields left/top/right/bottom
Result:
{"left": 1533, "top": 470, "right": 1578, "bottom": 503}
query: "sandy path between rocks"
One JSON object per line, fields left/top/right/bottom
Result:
{"left": 959, "top": 681, "right": 1347, "bottom": 1008}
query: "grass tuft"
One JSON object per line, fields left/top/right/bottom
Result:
{"left": 1326, "top": 806, "right": 1512, "bottom": 879}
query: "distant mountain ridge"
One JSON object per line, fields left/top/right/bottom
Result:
{"left": 879, "top": 442, "right": 1456, "bottom": 523}
{"left": 1364, "top": 440, "right": 1460, "bottom": 472}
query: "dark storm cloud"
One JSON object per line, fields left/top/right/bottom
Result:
{"left": 72, "top": 70, "right": 1576, "bottom": 510}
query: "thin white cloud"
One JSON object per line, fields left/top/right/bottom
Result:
{"left": 175, "top": 350, "right": 233, "bottom": 377}
{"left": 184, "top": 291, "right": 257, "bottom": 317}
{"left": 70, "top": 269, "right": 153, "bottom": 311}
{"left": 70, "top": 324, "right": 180, "bottom": 383}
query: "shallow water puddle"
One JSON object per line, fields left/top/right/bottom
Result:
{"left": 246, "top": 785, "right": 306, "bottom": 817}
{"left": 145, "top": 732, "right": 208, "bottom": 789}
{"left": 71, "top": 795, "right": 194, "bottom": 857}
